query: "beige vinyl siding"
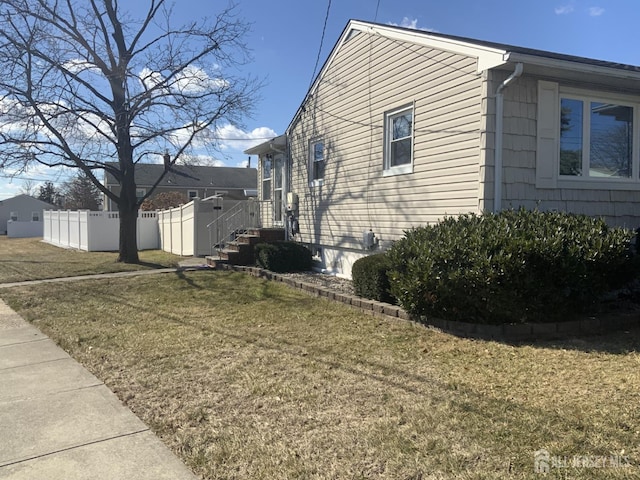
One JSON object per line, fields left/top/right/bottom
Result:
{"left": 495, "top": 71, "right": 640, "bottom": 229}
{"left": 288, "top": 32, "right": 484, "bottom": 250}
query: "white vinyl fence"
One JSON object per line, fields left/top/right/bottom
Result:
{"left": 158, "top": 197, "right": 244, "bottom": 257}
{"left": 43, "top": 210, "right": 159, "bottom": 251}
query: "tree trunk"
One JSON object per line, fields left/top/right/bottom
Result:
{"left": 117, "top": 166, "right": 140, "bottom": 264}
{"left": 117, "top": 201, "right": 140, "bottom": 263}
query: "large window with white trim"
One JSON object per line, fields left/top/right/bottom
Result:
{"left": 384, "top": 105, "right": 414, "bottom": 175}
{"left": 560, "top": 94, "right": 636, "bottom": 179}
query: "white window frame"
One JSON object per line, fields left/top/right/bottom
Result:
{"left": 31, "top": 211, "right": 40, "bottom": 222}
{"left": 187, "top": 190, "right": 198, "bottom": 199}
{"left": 273, "top": 154, "right": 284, "bottom": 225}
{"left": 383, "top": 104, "right": 414, "bottom": 176}
{"left": 9, "top": 211, "right": 17, "bottom": 221}
{"left": 135, "top": 188, "right": 146, "bottom": 200}
{"left": 309, "top": 139, "right": 325, "bottom": 187}
{"left": 262, "top": 155, "right": 272, "bottom": 201}
{"left": 559, "top": 87, "right": 639, "bottom": 184}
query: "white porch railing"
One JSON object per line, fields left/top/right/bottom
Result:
{"left": 207, "top": 198, "right": 260, "bottom": 254}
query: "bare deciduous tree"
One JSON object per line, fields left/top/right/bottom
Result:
{"left": 0, "top": 0, "right": 259, "bottom": 262}
{"left": 19, "top": 179, "right": 37, "bottom": 196}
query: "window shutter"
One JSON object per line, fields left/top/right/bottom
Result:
{"left": 536, "top": 80, "right": 559, "bottom": 188}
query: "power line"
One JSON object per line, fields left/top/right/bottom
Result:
{"left": 0, "top": 173, "right": 71, "bottom": 183}
{"left": 308, "top": 0, "right": 332, "bottom": 89}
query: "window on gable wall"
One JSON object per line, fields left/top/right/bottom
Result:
{"left": 262, "top": 155, "right": 272, "bottom": 200}
{"left": 309, "top": 140, "right": 325, "bottom": 185}
{"left": 384, "top": 105, "right": 414, "bottom": 175}
{"left": 32, "top": 211, "right": 39, "bottom": 221}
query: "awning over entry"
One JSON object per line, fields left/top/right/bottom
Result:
{"left": 244, "top": 134, "right": 286, "bottom": 156}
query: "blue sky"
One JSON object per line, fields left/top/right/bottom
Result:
{"left": 2, "top": 0, "right": 640, "bottom": 200}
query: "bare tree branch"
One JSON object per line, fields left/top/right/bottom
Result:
{"left": 0, "top": 0, "right": 259, "bottom": 262}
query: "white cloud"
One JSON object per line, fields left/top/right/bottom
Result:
{"left": 214, "top": 125, "right": 278, "bottom": 152}
{"left": 139, "top": 66, "right": 229, "bottom": 95}
{"left": 555, "top": 5, "right": 575, "bottom": 14}
{"left": 399, "top": 17, "right": 418, "bottom": 29}
{"left": 149, "top": 125, "right": 276, "bottom": 167}
{"left": 139, "top": 67, "right": 165, "bottom": 91}
{"left": 0, "top": 181, "right": 24, "bottom": 200}
{"left": 588, "top": 6, "right": 605, "bottom": 16}
{"left": 388, "top": 17, "right": 437, "bottom": 32}
{"left": 174, "top": 66, "right": 229, "bottom": 94}
{"left": 0, "top": 164, "right": 72, "bottom": 199}
{"left": 62, "top": 59, "right": 101, "bottom": 75}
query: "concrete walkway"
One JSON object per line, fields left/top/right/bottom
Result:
{"left": 0, "top": 257, "right": 210, "bottom": 289}
{"left": 0, "top": 285, "right": 199, "bottom": 478}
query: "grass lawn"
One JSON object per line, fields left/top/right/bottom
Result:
{"left": 0, "top": 236, "right": 181, "bottom": 283}
{"left": 2, "top": 271, "right": 639, "bottom": 479}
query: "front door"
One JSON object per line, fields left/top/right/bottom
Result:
{"left": 273, "top": 154, "right": 284, "bottom": 226}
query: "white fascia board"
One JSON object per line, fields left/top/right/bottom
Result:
{"left": 505, "top": 52, "right": 640, "bottom": 81}
{"left": 350, "top": 21, "right": 508, "bottom": 72}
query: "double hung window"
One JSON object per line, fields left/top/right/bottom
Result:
{"left": 384, "top": 105, "right": 413, "bottom": 175}
{"left": 309, "top": 140, "right": 325, "bottom": 185}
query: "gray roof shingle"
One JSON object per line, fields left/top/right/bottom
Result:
{"left": 104, "top": 163, "right": 257, "bottom": 190}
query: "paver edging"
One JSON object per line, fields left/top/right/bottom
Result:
{"left": 222, "top": 265, "right": 640, "bottom": 342}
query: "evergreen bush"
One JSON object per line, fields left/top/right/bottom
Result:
{"left": 387, "top": 209, "right": 638, "bottom": 324}
{"left": 352, "top": 253, "right": 395, "bottom": 303}
{"left": 255, "top": 242, "right": 312, "bottom": 273}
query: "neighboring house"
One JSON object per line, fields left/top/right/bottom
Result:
{"left": 247, "top": 20, "right": 640, "bottom": 278}
{"left": 102, "top": 163, "right": 257, "bottom": 211}
{"left": 0, "top": 194, "right": 57, "bottom": 236}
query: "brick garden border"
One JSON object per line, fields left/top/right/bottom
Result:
{"left": 218, "top": 264, "right": 640, "bottom": 342}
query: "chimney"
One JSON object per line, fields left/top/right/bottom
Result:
{"left": 163, "top": 151, "right": 170, "bottom": 170}
{"left": 247, "top": 156, "right": 251, "bottom": 168}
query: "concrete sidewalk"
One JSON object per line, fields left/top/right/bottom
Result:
{"left": 0, "top": 299, "right": 198, "bottom": 480}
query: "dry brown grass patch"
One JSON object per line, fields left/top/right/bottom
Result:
{"left": 1, "top": 271, "right": 639, "bottom": 479}
{"left": 0, "top": 236, "right": 180, "bottom": 283}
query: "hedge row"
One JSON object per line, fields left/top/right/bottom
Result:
{"left": 255, "top": 241, "right": 312, "bottom": 273}
{"left": 352, "top": 209, "right": 638, "bottom": 324}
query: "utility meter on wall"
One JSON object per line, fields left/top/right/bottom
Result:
{"left": 286, "top": 192, "right": 299, "bottom": 213}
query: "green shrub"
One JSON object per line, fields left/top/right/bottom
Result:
{"left": 255, "top": 242, "right": 312, "bottom": 273}
{"left": 387, "top": 209, "right": 638, "bottom": 324}
{"left": 352, "top": 253, "right": 395, "bottom": 303}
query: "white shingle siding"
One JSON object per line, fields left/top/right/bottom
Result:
{"left": 288, "top": 32, "right": 484, "bottom": 251}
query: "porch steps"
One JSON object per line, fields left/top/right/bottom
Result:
{"left": 206, "top": 228, "right": 285, "bottom": 268}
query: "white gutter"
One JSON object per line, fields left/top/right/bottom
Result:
{"left": 494, "top": 62, "right": 523, "bottom": 212}
{"left": 505, "top": 52, "right": 640, "bottom": 81}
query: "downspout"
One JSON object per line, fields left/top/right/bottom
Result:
{"left": 283, "top": 136, "right": 291, "bottom": 241}
{"left": 494, "top": 62, "right": 523, "bottom": 212}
